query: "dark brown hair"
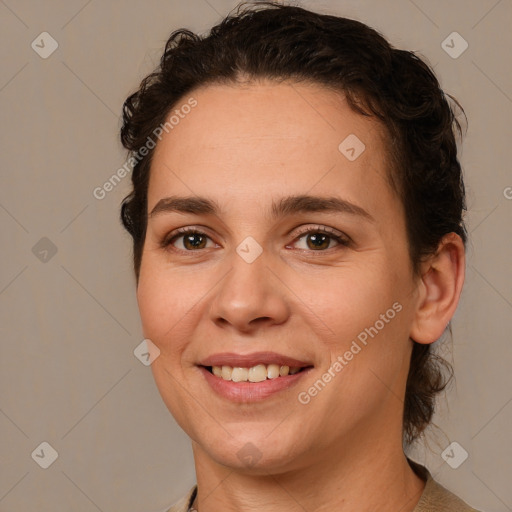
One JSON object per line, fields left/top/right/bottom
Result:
{"left": 119, "top": 1, "right": 467, "bottom": 446}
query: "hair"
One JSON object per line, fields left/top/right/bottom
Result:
{"left": 119, "top": 1, "right": 467, "bottom": 447}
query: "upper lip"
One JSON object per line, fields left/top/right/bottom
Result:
{"left": 198, "top": 351, "right": 313, "bottom": 368}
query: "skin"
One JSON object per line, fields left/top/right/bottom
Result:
{"left": 136, "top": 80, "right": 465, "bottom": 512}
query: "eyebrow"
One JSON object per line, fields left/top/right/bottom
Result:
{"left": 149, "top": 194, "right": 375, "bottom": 222}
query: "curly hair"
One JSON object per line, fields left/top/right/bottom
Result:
{"left": 119, "top": 1, "right": 467, "bottom": 447}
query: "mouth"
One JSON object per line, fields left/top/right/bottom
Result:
{"left": 203, "top": 363, "right": 312, "bottom": 382}
{"left": 197, "top": 351, "right": 314, "bottom": 401}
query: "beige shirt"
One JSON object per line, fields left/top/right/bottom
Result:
{"left": 164, "top": 459, "right": 481, "bottom": 512}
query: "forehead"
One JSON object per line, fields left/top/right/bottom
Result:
{"left": 147, "top": 80, "right": 394, "bottom": 217}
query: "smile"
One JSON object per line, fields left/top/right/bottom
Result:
{"left": 206, "top": 364, "right": 307, "bottom": 382}
{"left": 197, "top": 351, "right": 314, "bottom": 401}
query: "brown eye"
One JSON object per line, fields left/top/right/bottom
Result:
{"left": 162, "top": 228, "right": 214, "bottom": 251}
{"left": 291, "top": 226, "right": 350, "bottom": 251}
{"left": 304, "top": 232, "right": 332, "bottom": 250}
{"left": 180, "top": 232, "right": 208, "bottom": 250}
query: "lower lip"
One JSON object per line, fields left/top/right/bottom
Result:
{"left": 199, "top": 366, "right": 312, "bottom": 402}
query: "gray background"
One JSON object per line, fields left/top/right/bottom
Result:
{"left": 0, "top": 0, "right": 511, "bottom": 511}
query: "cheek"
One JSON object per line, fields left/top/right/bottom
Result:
{"left": 311, "top": 260, "right": 412, "bottom": 404}
{"left": 136, "top": 259, "right": 199, "bottom": 355}
{"left": 137, "top": 261, "right": 205, "bottom": 427}
{"left": 137, "top": 275, "right": 169, "bottom": 343}
{"left": 319, "top": 263, "right": 401, "bottom": 342}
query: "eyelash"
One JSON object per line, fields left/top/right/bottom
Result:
{"left": 160, "top": 225, "right": 351, "bottom": 254}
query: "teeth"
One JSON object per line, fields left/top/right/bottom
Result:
{"left": 267, "top": 364, "right": 280, "bottom": 379}
{"left": 210, "top": 364, "right": 304, "bottom": 382}
{"left": 279, "top": 365, "right": 289, "bottom": 377}
{"left": 221, "top": 365, "right": 232, "bottom": 380}
{"left": 231, "top": 367, "right": 249, "bottom": 382}
{"left": 248, "top": 364, "right": 267, "bottom": 382}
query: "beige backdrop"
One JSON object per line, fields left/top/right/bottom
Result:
{"left": 1, "top": 0, "right": 511, "bottom": 511}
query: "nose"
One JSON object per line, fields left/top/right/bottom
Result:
{"left": 208, "top": 244, "right": 290, "bottom": 333}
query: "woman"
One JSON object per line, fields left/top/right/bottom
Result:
{"left": 119, "top": 2, "right": 480, "bottom": 511}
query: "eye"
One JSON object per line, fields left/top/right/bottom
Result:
{"left": 161, "top": 227, "right": 217, "bottom": 251}
{"left": 289, "top": 226, "right": 350, "bottom": 251}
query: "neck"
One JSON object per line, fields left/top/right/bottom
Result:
{"left": 190, "top": 433, "right": 425, "bottom": 512}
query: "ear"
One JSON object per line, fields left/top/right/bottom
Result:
{"left": 410, "top": 232, "right": 466, "bottom": 344}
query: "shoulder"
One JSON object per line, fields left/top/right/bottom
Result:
{"left": 409, "top": 459, "right": 483, "bottom": 512}
{"left": 162, "top": 485, "right": 197, "bottom": 512}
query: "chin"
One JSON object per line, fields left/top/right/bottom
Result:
{"left": 196, "top": 431, "right": 303, "bottom": 473}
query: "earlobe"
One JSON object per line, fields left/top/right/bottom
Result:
{"left": 410, "top": 233, "right": 466, "bottom": 344}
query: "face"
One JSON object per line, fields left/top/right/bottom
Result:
{"left": 137, "top": 80, "right": 421, "bottom": 474}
